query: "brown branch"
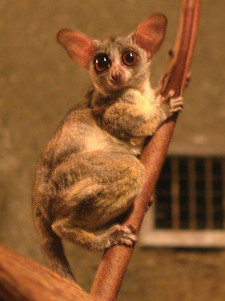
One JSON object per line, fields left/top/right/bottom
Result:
{"left": 91, "top": 1, "right": 202, "bottom": 300}
{"left": 0, "top": 244, "right": 95, "bottom": 301}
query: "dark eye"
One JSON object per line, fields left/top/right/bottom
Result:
{"left": 122, "top": 51, "right": 138, "bottom": 66}
{"left": 94, "top": 54, "right": 111, "bottom": 72}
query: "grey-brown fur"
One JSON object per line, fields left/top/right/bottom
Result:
{"left": 32, "top": 14, "right": 183, "bottom": 281}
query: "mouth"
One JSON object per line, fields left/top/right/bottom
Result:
{"left": 108, "top": 80, "right": 127, "bottom": 92}
{"left": 109, "top": 74, "right": 127, "bottom": 88}
{"left": 110, "top": 79, "right": 124, "bottom": 86}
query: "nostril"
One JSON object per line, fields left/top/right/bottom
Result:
{"left": 111, "top": 72, "right": 121, "bottom": 83}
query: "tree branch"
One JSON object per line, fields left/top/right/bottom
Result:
{"left": 91, "top": 1, "right": 202, "bottom": 300}
{"left": 0, "top": 244, "right": 95, "bottom": 301}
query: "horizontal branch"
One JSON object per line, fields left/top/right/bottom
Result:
{"left": 0, "top": 244, "right": 95, "bottom": 301}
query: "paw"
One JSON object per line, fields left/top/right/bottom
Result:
{"left": 107, "top": 224, "right": 137, "bottom": 248}
{"left": 169, "top": 97, "right": 184, "bottom": 113}
{"left": 167, "top": 90, "right": 184, "bottom": 113}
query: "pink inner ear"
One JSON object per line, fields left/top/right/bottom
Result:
{"left": 57, "top": 29, "right": 97, "bottom": 68}
{"left": 133, "top": 14, "right": 167, "bottom": 57}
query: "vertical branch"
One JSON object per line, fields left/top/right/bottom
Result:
{"left": 91, "top": 1, "right": 202, "bottom": 300}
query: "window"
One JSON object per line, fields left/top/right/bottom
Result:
{"left": 140, "top": 156, "right": 225, "bottom": 248}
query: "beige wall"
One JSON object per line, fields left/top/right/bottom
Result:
{"left": 1, "top": 1, "right": 225, "bottom": 300}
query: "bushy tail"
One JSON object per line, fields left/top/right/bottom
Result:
{"left": 34, "top": 210, "right": 75, "bottom": 281}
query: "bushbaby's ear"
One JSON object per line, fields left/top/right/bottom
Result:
{"left": 57, "top": 29, "right": 97, "bottom": 68}
{"left": 133, "top": 14, "right": 167, "bottom": 58}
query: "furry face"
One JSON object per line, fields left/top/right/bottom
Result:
{"left": 57, "top": 14, "right": 167, "bottom": 95}
{"left": 89, "top": 36, "right": 150, "bottom": 94}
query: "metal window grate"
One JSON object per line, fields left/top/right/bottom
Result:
{"left": 140, "top": 156, "right": 225, "bottom": 248}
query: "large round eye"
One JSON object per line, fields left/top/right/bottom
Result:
{"left": 94, "top": 54, "right": 111, "bottom": 72}
{"left": 122, "top": 51, "right": 138, "bottom": 66}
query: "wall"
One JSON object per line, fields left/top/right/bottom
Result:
{"left": 1, "top": 1, "right": 225, "bottom": 300}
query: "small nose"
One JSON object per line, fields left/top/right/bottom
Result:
{"left": 110, "top": 65, "right": 125, "bottom": 85}
{"left": 111, "top": 71, "right": 122, "bottom": 83}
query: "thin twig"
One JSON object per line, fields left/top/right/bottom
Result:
{"left": 91, "top": 1, "right": 202, "bottom": 300}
